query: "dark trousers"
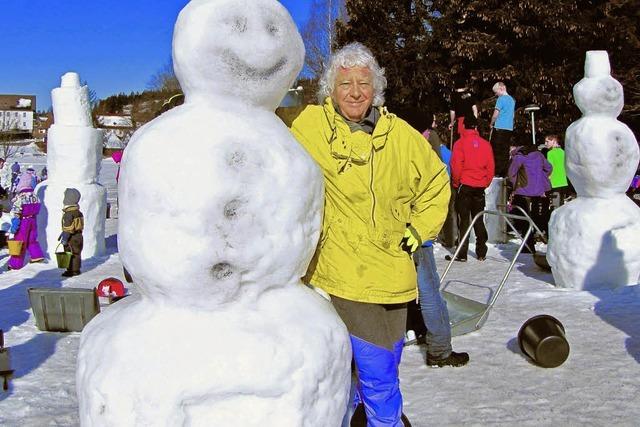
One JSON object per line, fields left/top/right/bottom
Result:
{"left": 64, "top": 233, "right": 83, "bottom": 273}
{"left": 491, "top": 129, "right": 512, "bottom": 177}
{"left": 511, "top": 195, "right": 543, "bottom": 251}
{"left": 530, "top": 196, "right": 550, "bottom": 235}
{"left": 455, "top": 185, "right": 488, "bottom": 258}
{"left": 438, "top": 183, "right": 457, "bottom": 247}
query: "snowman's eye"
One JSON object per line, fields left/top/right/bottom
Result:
{"left": 266, "top": 22, "right": 279, "bottom": 35}
{"left": 232, "top": 16, "right": 248, "bottom": 33}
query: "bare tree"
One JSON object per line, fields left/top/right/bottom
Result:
{"left": 301, "top": 0, "right": 347, "bottom": 79}
{"left": 0, "top": 140, "right": 19, "bottom": 160}
{"left": 147, "top": 58, "right": 181, "bottom": 93}
{"left": 0, "top": 115, "right": 30, "bottom": 158}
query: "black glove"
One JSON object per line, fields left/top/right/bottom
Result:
{"left": 400, "top": 226, "right": 421, "bottom": 256}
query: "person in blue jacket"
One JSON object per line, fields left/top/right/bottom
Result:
{"left": 417, "top": 112, "right": 469, "bottom": 367}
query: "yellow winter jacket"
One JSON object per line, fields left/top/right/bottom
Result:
{"left": 290, "top": 99, "right": 450, "bottom": 304}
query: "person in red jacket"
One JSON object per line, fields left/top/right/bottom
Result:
{"left": 448, "top": 117, "right": 495, "bottom": 261}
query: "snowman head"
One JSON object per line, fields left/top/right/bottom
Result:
{"left": 172, "top": 0, "right": 304, "bottom": 111}
{"left": 573, "top": 51, "right": 624, "bottom": 117}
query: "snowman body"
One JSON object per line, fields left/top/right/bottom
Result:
{"left": 76, "top": 0, "right": 351, "bottom": 424}
{"left": 548, "top": 51, "right": 640, "bottom": 290}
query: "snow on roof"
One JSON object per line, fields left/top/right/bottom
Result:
{"left": 17, "top": 98, "right": 32, "bottom": 108}
{"left": 96, "top": 115, "right": 133, "bottom": 128}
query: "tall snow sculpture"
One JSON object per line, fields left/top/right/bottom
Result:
{"left": 36, "top": 72, "right": 106, "bottom": 259}
{"left": 547, "top": 51, "right": 640, "bottom": 290}
{"left": 76, "top": 0, "right": 351, "bottom": 425}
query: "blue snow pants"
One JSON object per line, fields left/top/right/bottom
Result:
{"left": 331, "top": 295, "right": 407, "bottom": 427}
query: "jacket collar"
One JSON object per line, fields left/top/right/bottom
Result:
{"left": 321, "top": 97, "right": 395, "bottom": 173}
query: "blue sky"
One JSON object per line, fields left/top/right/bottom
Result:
{"left": 0, "top": 0, "right": 312, "bottom": 111}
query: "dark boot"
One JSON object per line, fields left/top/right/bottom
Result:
{"left": 427, "top": 351, "right": 470, "bottom": 367}
{"left": 351, "top": 403, "right": 412, "bottom": 426}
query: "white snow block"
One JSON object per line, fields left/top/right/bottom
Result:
{"left": 51, "top": 72, "right": 94, "bottom": 127}
{"left": 36, "top": 181, "right": 106, "bottom": 259}
{"left": 485, "top": 177, "right": 508, "bottom": 243}
{"left": 47, "top": 125, "right": 103, "bottom": 184}
{"left": 547, "top": 196, "right": 640, "bottom": 289}
{"left": 77, "top": 289, "right": 351, "bottom": 426}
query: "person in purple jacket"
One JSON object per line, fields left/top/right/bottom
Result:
{"left": 7, "top": 173, "right": 45, "bottom": 270}
{"left": 507, "top": 144, "right": 552, "bottom": 254}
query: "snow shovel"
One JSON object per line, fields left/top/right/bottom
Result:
{"left": 440, "top": 209, "right": 536, "bottom": 336}
{"left": 0, "top": 330, "right": 13, "bottom": 391}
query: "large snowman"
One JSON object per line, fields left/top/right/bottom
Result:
{"left": 76, "top": 0, "right": 351, "bottom": 425}
{"left": 547, "top": 51, "right": 640, "bottom": 290}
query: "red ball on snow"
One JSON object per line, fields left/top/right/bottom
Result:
{"left": 96, "top": 277, "right": 126, "bottom": 297}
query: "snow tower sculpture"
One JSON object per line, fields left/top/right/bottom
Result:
{"left": 76, "top": 0, "right": 351, "bottom": 425}
{"left": 36, "top": 72, "right": 106, "bottom": 259}
{"left": 547, "top": 51, "right": 640, "bottom": 290}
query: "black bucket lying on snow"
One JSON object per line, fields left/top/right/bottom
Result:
{"left": 518, "top": 314, "right": 570, "bottom": 368}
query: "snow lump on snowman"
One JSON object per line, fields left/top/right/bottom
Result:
{"left": 76, "top": 0, "right": 351, "bottom": 425}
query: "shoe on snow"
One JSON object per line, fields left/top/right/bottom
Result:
{"left": 445, "top": 255, "right": 467, "bottom": 262}
{"left": 426, "top": 351, "right": 470, "bottom": 367}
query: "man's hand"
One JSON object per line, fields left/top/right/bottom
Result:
{"left": 400, "top": 226, "right": 421, "bottom": 256}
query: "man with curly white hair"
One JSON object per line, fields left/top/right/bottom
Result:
{"left": 291, "top": 42, "right": 450, "bottom": 426}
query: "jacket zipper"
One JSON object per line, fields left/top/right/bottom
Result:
{"left": 369, "top": 147, "right": 376, "bottom": 227}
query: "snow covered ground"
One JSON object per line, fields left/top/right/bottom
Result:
{"left": 0, "top": 145, "right": 639, "bottom": 426}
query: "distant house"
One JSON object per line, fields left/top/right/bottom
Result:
{"left": 33, "top": 112, "right": 53, "bottom": 140}
{"left": 0, "top": 94, "right": 36, "bottom": 134}
{"left": 96, "top": 115, "right": 134, "bottom": 149}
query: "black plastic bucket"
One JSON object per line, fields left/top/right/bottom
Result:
{"left": 518, "top": 314, "right": 570, "bottom": 368}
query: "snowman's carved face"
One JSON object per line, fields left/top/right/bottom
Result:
{"left": 173, "top": 0, "right": 304, "bottom": 110}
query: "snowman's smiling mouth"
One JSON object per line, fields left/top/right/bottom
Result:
{"left": 221, "top": 50, "right": 287, "bottom": 81}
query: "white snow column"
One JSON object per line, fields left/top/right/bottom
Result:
{"left": 77, "top": 1, "right": 351, "bottom": 425}
{"left": 485, "top": 177, "right": 508, "bottom": 243}
{"left": 36, "top": 72, "right": 106, "bottom": 259}
{"left": 548, "top": 51, "right": 640, "bottom": 290}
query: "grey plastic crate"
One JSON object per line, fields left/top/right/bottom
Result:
{"left": 27, "top": 287, "right": 100, "bottom": 332}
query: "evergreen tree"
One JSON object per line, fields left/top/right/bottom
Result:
{"left": 335, "top": 1, "right": 436, "bottom": 119}
{"left": 337, "top": 0, "right": 640, "bottom": 138}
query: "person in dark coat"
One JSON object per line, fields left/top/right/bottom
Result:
{"left": 59, "top": 188, "right": 84, "bottom": 277}
{"left": 507, "top": 144, "right": 552, "bottom": 254}
{"left": 448, "top": 76, "right": 478, "bottom": 141}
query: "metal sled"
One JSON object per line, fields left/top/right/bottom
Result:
{"left": 441, "top": 209, "right": 537, "bottom": 336}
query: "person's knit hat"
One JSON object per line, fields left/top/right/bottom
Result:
{"left": 15, "top": 172, "right": 34, "bottom": 192}
{"left": 63, "top": 188, "right": 81, "bottom": 205}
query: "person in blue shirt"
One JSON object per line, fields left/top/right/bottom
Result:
{"left": 490, "top": 82, "right": 516, "bottom": 177}
{"left": 414, "top": 112, "right": 469, "bottom": 367}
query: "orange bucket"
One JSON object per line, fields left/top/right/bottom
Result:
{"left": 7, "top": 240, "right": 23, "bottom": 256}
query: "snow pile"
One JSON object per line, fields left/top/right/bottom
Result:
{"left": 76, "top": 0, "right": 351, "bottom": 425}
{"left": 36, "top": 72, "right": 107, "bottom": 259}
{"left": 548, "top": 51, "right": 640, "bottom": 290}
